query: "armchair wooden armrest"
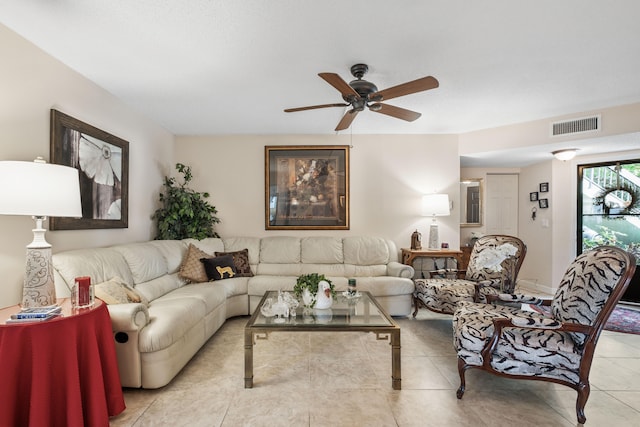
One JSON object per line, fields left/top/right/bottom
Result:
{"left": 481, "top": 317, "right": 594, "bottom": 369}
{"left": 485, "top": 293, "right": 552, "bottom": 306}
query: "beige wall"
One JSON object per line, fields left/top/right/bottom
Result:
{"left": 2, "top": 22, "right": 639, "bottom": 308}
{"left": 175, "top": 134, "right": 461, "bottom": 255}
{"left": 0, "top": 24, "right": 174, "bottom": 306}
{"left": 459, "top": 103, "right": 640, "bottom": 156}
{"left": 462, "top": 112, "right": 640, "bottom": 293}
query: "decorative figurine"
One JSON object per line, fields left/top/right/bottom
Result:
{"left": 411, "top": 229, "right": 422, "bottom": 250}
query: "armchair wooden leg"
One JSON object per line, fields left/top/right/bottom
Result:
{"left": 412, "top": 295, "right": 421, "bottom": 318}
{"left": 576, "top": 382, "right": 590, "bottom": 424}
{"left": 456, "top": 357, "right": 467, "bottom": 399}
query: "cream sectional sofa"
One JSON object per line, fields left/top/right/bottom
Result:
{"left": 52, "top": 236, "right": 414, "bottom": 389}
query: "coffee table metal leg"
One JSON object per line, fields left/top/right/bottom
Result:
{"left": 391, "top": 329, "right": 401, "bottom": 390}
{"left": 244, "top": 329, "right": 253, "bottom": 388}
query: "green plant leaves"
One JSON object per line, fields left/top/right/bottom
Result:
{"left": 152, "top": 163, "right": 220, "bottom": 240}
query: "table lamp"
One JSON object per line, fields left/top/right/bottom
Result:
{"left": 422, "top": 193, "right": 450, "bottom": 250}
{"left": 0, "top": 158, "right": 82, "bottom": 307}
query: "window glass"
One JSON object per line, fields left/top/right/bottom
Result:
{"left": 578, "top": 157, "right": 640, "bottom": 302}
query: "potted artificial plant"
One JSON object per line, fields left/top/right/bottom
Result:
{"left": 294, "top": 273, "right": 336, "bottom": 308}
{"left": 152, "top": 163, "right": 220, "bottom": 240}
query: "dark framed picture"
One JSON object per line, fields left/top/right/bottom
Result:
{"left": 50, "top": 109, "right": 129, "bottom": 230}
{"left": 539, "top": 198, "right": 549, "bottom": 209}
{"left": 539, "top": 182, "right": 549, "bottom": 193}
{"left": 530, "top": 191, "right": 539, "bottom": 201}
{"left": 265, "top": 145, "right": 349, "bottom": 230}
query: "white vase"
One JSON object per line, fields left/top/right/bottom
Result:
{"left": 314, "top": 280, "right": 333, "bottom": 309}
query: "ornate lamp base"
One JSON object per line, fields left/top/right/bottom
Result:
{"left": 22, "top": 218, "right": 57, "bottom": 308}
{"left": 427, "top": 223, "right": 439, "bottom": 250}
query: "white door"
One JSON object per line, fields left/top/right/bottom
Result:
{"left": 485, "top": 174, "right": 518, "bottom": 235}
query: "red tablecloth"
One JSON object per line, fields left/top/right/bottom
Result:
{"left": 0, "top": 299, "right": 125, "bottom": 427}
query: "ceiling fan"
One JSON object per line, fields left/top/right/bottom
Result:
{"left": 284, "top": 64, "right": 439, "bottom": 131}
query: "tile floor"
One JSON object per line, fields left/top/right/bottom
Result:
{"left": 110, "top": 307, "right": 640, "bottom": 427}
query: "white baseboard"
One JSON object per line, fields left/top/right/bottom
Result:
{"left": 516, "top": 279, "right": 555, "bottom": 297}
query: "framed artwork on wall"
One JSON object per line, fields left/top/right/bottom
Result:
{"left": 49, "top": 109, "right": 129, "bottom": 230}
{"left": 529, "top": 191, "right": 539, "bottom": 201}
{"left": 265, "top": 145, "right": 349, "bottom": 230}
{"left": 539, "top": 198, "right": 549, "bottom": 209}
{"left": 539, "top": 182, "right": 549, "bottom": 192}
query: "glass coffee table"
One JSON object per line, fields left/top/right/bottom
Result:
{"left": 245, "top": 290, "right": 401, "bottom": 389}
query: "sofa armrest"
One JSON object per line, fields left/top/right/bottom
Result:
{"left": 106, "top": 303, "right": 150, "bottom": 331}
{"left": 387, "top": 261, "right": 415, "bottom": 279}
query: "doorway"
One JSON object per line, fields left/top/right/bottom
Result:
{"left": 578, "top": 160, "right": 640, "bottom": 303}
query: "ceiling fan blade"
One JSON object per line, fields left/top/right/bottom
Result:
{"left": 319, "top": 72, "right": 360, "bottom": 99}
{"left": 371, "top": 76, "right": 439, "bottom": 102}
{"left": 335, "top": 109, "right": 359, "bottom": 131}
{"left": 284, "top": 103, "right": 348, "bottom": 113}
{"left": 371, "top": 103, "right": 422, "bottom": 122}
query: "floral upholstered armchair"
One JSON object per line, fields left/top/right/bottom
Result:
{"left": 413, "top": 235, "right": 526, "bottom": 315}
{"left": 452, "top": 246, "right": 636, "bottom": 424}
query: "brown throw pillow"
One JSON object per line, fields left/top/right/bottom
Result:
{"left": 215, "top": 248, "right": 254, "bottom": 277}
{"left": 201, "top": 255, "right": 237, "bottom": 281}
{"left": 179, "top": 244, "right": 212, "bottom": 283}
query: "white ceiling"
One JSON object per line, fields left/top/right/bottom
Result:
{"left": 2, "top": 1, "right": 640, "bottom": 165}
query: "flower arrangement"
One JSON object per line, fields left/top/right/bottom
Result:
{"left": 293, "top": 273, "right": 336, "bottom": 307}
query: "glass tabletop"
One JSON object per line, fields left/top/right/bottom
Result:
{"left": 248, "top": 290, "right": 395, "bottom": 329}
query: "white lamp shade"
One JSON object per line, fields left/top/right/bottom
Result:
{"left": 422, "top": 194, "right": 450, "bottom": 217}
{"left": 0, "top": 160, "right": 82, "bottom": 217}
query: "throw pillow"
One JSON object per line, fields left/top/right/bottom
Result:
{"left": 179, "top": 243, "right": 212, "bottom": 283}
{"left": 95, "top": 277, "right": 148, "bottom": 306}
{"left": 214, "top": 248, "right": 254, "bottom": 277}
{"left": 201, "top": 255, "right": 237, "bottom": 281}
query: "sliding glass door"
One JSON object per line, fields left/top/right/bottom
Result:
{"left": 578, "top": 159, "right": 640, "bottom": 303}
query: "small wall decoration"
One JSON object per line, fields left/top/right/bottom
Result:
{"left": 594, "top": 182, "right": 640, "bottom": 217}
{"left": 50, "top": 110, "right": 129, "bottom": 230}
{"left": 265, "top": 145, "right": 349, "bottom": 230}
{"left": 539, "top": 182, "right": 549, "bottom": 192}
{"left": 529, "top": 192, "right": 539, "bottom": 201}
{"left": 539, "top": 198, "right": 549, "bottom": 209}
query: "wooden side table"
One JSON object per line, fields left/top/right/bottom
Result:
{"left": 401, "top": 248, "right": 464, "bottom": 271}
{"left": 402, "top": 248, "right": 466, "bottom": 317}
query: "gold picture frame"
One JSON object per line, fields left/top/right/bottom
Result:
{"left": 265, "top": 145, "right": 349, "bottom": 230}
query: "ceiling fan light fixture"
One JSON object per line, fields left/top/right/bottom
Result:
{"left": 552, "top": 149, "right": 578, "bottom": 161}
{"left": 284, "top": 63, "right": 438, "bottom": 131}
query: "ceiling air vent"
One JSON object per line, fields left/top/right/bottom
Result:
{"left": 551, "top": 115, "right": 601, "bottom": 137}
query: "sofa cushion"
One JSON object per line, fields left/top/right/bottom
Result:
{"left": 260, "top": 236, "right": 301, "bottom": 263}
{"left": 52, "top": 248, "right": 134, "bottom": 289}
{"left": 114, "top": 243, "right": 168, "bottom": 284}
{"left": 247, "top": 275, "right": 298, "bottom": 296}
{"left": 201, "top": 255, "right": 237, "bottom": 281}
{"left": 135, "top": 273, "right": 182, "bottom": 302}
{"left": 215, "top": 249, "right": 254, "bottom": 277}
{"left": 183, "top": 237, "right": 225, "bottom": 255}
{"left": 156, "top": 282, "right": 228, "bottom": 313}
{"left": 222, "top": 237, "right": 261, "bottom": 266}
{"left": 301, "top": 237, "right": 344, "bottom": 264}
{"left": 147, "top": 240, "right": 187, "bottom": 274}
{"left": 343, "top": 237, "right": 390, "bottom": 265}
{"left": 179, "top": 244, "right": 212, "bottom": 283}
{"left": 139, "top": 296, "right": 206, "bottom": 353}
